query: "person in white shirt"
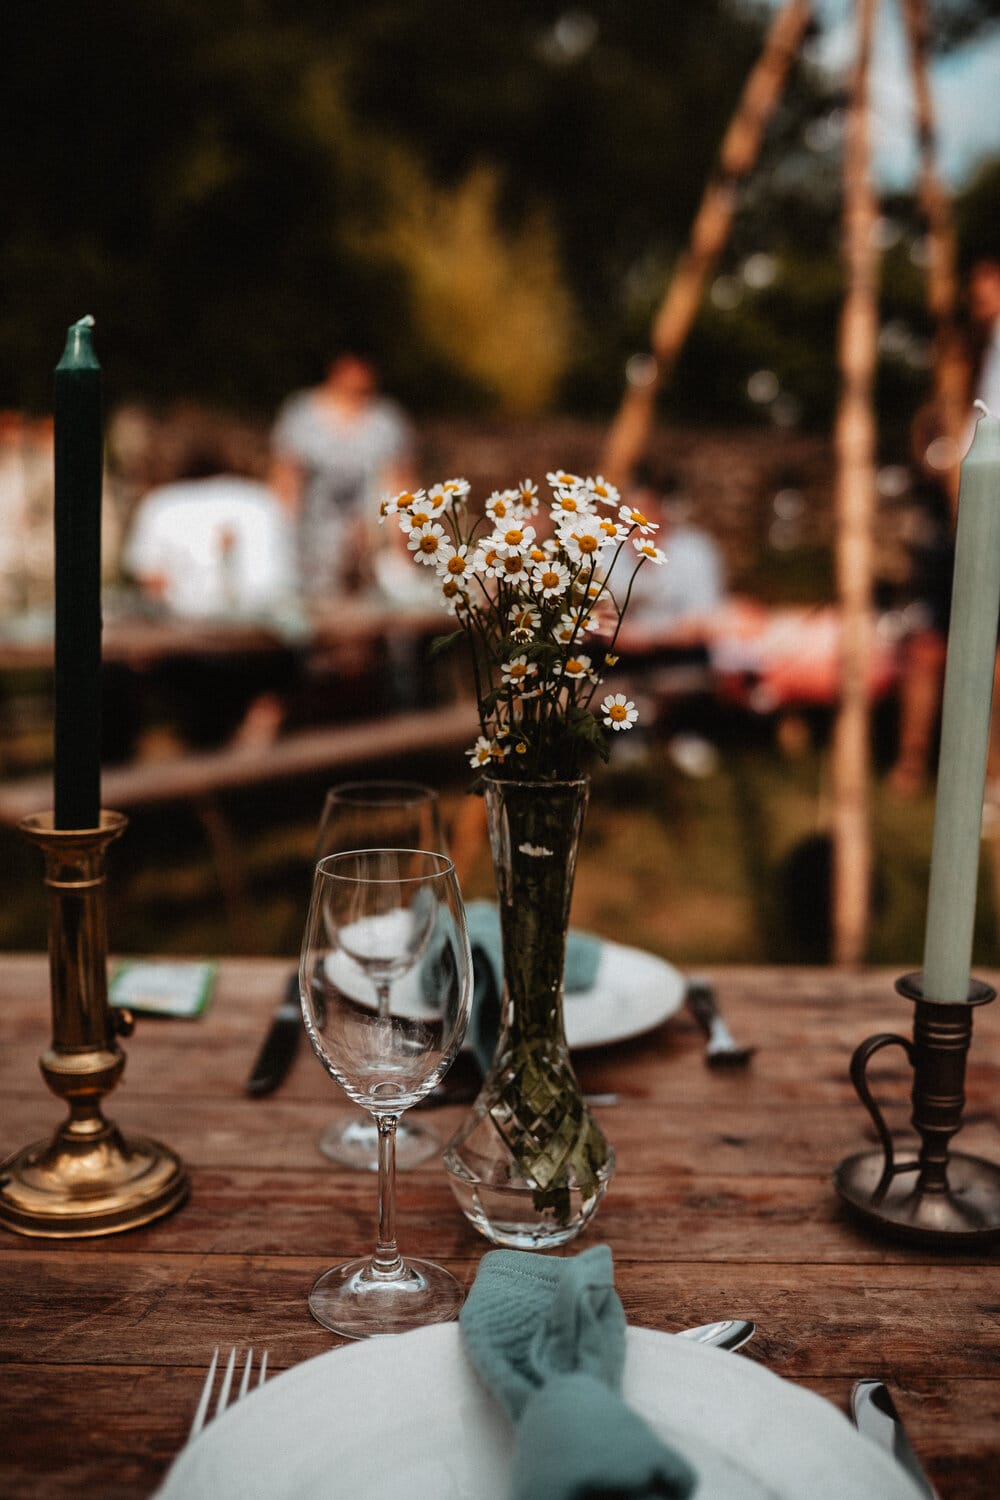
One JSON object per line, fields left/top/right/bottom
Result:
{"left": 125, "top": 469, "right": 297, "bottom": 620}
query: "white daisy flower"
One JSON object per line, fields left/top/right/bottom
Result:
{"left": 553, "top": 613, "right": 581, "bottom": 645}
{"left": 466, "top": 736, "right": 494, "bottom": 768}
{"left": 546, "top": 470, "right": 584, "bottom": 490}
{"left": 485, "top": 488, "right": 522, "bottom": 521}
{"left": 380, "top": 487, "right": 426, "bottom": 522}
{"left": 632, "top": 537, "right": 668, "bottom": 565}
{"left": 492, "top": 522, "right": 536, "bottom": 556}
{"left": 494, "top": 550, "right": 533, "bottom": 585}
{"left": 501, "top": 654, "right": 539, "bottom": 689}
{"left": 551, "top": 490, "right": 596, "bottom": 526}
{"left": 436, "top": 541, "right": 473, "bottom": 582}
{"left": 408, "top": 520, "right": 448, "bottom": 565}
{"left": 475, "top": 543, "right": 506, "bottom": 577}
{"left": 555, "top": 653, "right": 594, "bottom": 681}
{"left": 532, "top": 560, "right": 571, "bottom": 599}
{"left": 601, "top": 693, "right": 639, "bottom": 731}
{"left": 509, "top": 604, "right": 541, "bottom": 641}
{"left": 517, "top": 479, "right": 540, "bottom": 514}
{"left": 433, "top": 477, "right": 470, "bottom": 503}
{"left": 619, "top": 503, "right": 659, "bottom": 535}
{"left": 596, "top": 515, "right": 628, "bottom": 542}
{"left": 559, "top": 519, "right": 610, "bottom": 565}
{"left": 440, "top": 577, "right": 469, "bottom": 613}
{"left": 586, "top": 475, "right": 620, "bottom": 507}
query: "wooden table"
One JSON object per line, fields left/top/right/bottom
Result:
{"left": 2, "top": 956, "right": 999, "bottom": 1497}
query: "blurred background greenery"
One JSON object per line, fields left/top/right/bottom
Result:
{"left": 4, "top": 1, "right": 1000, "bottom": 966}
{"left": 3, "top": 1, "right": 998, "bottom": 440}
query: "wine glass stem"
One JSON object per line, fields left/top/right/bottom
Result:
{"left": 372, "top": 1113, "right": 404, "bottom": 1278}
{"left": 375, "top": 981, "right": 392, "bottom": 1019}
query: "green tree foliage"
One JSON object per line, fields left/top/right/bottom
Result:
{"left": 2, "top": 0, "right": 998, "bottom": 428}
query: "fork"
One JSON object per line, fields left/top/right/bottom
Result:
{"left": 685, "top": 978, "right": 756, "bottom": 1067}
{"left": 188, "top": 1346, "right": 269, "bottom": 1441}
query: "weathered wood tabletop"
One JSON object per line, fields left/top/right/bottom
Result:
{"left": 2, "top": 955, "right": 999, "bottom": 1498}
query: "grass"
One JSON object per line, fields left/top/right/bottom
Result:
{"left": 3, "top": 708, "right": 997, "bottom": 972}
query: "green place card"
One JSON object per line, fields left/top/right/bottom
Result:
{"left": 109, "top": 960, "right": 217, "bottom": 1019}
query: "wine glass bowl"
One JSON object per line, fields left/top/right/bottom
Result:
{"left": 301, "top": 847, "right": 472, "bottom": 1338}
{"left": 313, "top": 783, "right": 448, "bottom": 1170}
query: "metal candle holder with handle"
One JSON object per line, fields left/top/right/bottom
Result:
{"left": 0, "top": 811, "right": 188, "bottom": 1238}
{"left": 834, "top": 971, "right": 1000, "bottom": 1247}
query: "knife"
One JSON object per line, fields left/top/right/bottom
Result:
{"left": 851, "top": 1379, "right": 939, "bottom": 1499}
{"left": 245, "top": 972, "right": 302, "bottom": 1096}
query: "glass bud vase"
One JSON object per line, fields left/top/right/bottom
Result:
{"left": 443, "top": 776, "right": 615, "bottom": 1248}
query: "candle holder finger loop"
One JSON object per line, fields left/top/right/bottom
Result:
{"left": 0, "top": 811, "right": 188, "bottom": 1239}
{"left": 835, "top": 972, "right": 1000, "bottom": 1246}
{"left": 847, "top": 1031, "right": 916, "bottom": 1202}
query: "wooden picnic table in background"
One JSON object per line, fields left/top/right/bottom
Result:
{"left": 1, "top": 956, "right": 999, "bottom": 1497}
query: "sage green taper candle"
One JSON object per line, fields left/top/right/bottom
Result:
{"left": 922, "top": 408, "right": 1000, "bottom": 1003}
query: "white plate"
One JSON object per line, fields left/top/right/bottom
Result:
{"left": 561, "top": 941, "right": 685, "bottom": 1050}
{"left": 155, "top": 1324, "right": 922, "bottom": 1500}
{"left": 323, "top": 941, "right": 686, "bottom": 1053}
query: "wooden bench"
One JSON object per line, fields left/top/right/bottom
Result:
{"left": 0, "top": 700, "right": 480, "bottom": 950}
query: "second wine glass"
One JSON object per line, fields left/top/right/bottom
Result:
{"left": 314, "top": 781, "right": 446, "bottom": 1170}
{"left": 301, "top": 848, "right": 472, "bottom": 1337}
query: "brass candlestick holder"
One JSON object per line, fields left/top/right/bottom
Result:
{"left": 0, "top": 811, "right": 188, "bottom": 1238}
{"left": 834, "top": 971, "right": 1000, "bottom": 1247}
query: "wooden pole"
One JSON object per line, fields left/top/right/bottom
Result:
{"left": 901, "top": 0, "right": 964, "bottom": 514}
{"left": 601, "top": 0, "right": 813, "bottom": 487}
{"left": 831, "top": 0, "right": 880, "bottom": 967}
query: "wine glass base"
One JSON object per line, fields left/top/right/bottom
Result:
{"left": 318, "top": 1115, "right": 440, "bottom": 1171}
{"left": 308, "top": 1256, "right": 465, "bottom": 1338}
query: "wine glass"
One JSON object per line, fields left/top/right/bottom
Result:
{"left": 314, "top": 782, "right": 447, "bottom": 1170}
{"left": 301, "top": 848, "right": 472, "bottom": 1337}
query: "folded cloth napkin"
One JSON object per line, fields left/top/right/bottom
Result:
{"left": 448, "top": 900, "right": 601, "bottom": 1073}
{"left": 460, "top": 1245, "right": 698, "bottom": 1500}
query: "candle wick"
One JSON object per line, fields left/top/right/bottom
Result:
{"left": 973, "top": 398, "right": 993, "bottom": 420}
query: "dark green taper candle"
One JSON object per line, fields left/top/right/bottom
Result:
{"left": 53, "top": 316, "right": 103, "bottom": 829}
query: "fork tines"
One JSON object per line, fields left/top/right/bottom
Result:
{"left": 188, "top": 1346, "right": 268, "bottom": 1441}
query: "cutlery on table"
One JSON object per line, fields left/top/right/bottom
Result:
{"left": 245, "top": 972, "right": 301, "bottom": 1096}
{"left": 685, "top": 978, "right": 756, "bottom": 1067}
{"left": 677, "top": 1319, "right": 756, "bottom": 1352}
{"left": 851, "top": 1379, "right": 939, "bottom": 1499}
{"left": 189, "top": 1347, "right": 269, "bottom": 1441}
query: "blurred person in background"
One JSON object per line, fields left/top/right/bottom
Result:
{"left": 269, "top": 348, "right": 416, "bottom": 604}
{"left": 617, "top": 463, "right": 727, "bottom": 657}
{"left": 124, "top": 445, "right": 299, "bottom": 749}
{"left": 612, "top": 463, "right": 727, "bottom": 774}
{"left": 125, "top": 448, "right": 297, "bottom": 621}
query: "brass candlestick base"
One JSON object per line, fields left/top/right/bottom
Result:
{"left": 0, "top": 812, "right": 188, "bottom": 1238}
{"left": 834, "top": 972, "right": 1000, "bottom": 1247}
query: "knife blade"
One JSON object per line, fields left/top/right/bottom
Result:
{"left": 245, "top": 972, "right": 302, "bottom": 1096}
{"left": 850, "top": 1379, "right": 939, "bottom": 1499}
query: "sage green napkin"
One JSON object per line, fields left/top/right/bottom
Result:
{"left": 459, "top": 1245, "right": 698, "bottom": 1500}
{"left": 421, "top": 900, "right": 602, "bottom": 1073}
{"left": 462, "top": 900, "right": 601, "bottom": 1072}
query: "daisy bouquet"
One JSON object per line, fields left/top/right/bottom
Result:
{"left": 380, "top": 469, "right": 665, "bottom": 779}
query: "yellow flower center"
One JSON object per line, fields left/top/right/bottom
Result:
{"left": 493, "top": 499, "right": 509, "bottom": 517}
{"left": 442, "top": 579, "right": 460, "bottom": 597}
{"left": 411, "top": 510, "right": 431, "bottom": 527}
{"left": 504, "top": 527, "right": 524, "bottom": 546}
{"left": 509, "top": 662, "right": 527, "bottom": 679}
{"left": 419, "top": 534, "right": 439, "bottom": 553}
{"left": 609, "top": 703, "right": 628, "bottom": 722}
{"left": 447, "top": 555, "right": 466, "bottom": 575}
{"left": 567, "top": 658, "right": 585, "bottom": 675}
{"left": 503, "top": 556, "right": 525, "bottom": 575}
{"left": 561, "top": 496, "right": 579, "bottom": 512}
{"left": 630, "top": 509, "right": 649, "bottom": 527}
{"left": 594, "top": 481, "right": 609, "bottom": 497}
{"left": 577, "top": 534, "right": 598, "bottom": 553}
{"left": 541, "top": 570, "right": 560, "bottom": 590}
